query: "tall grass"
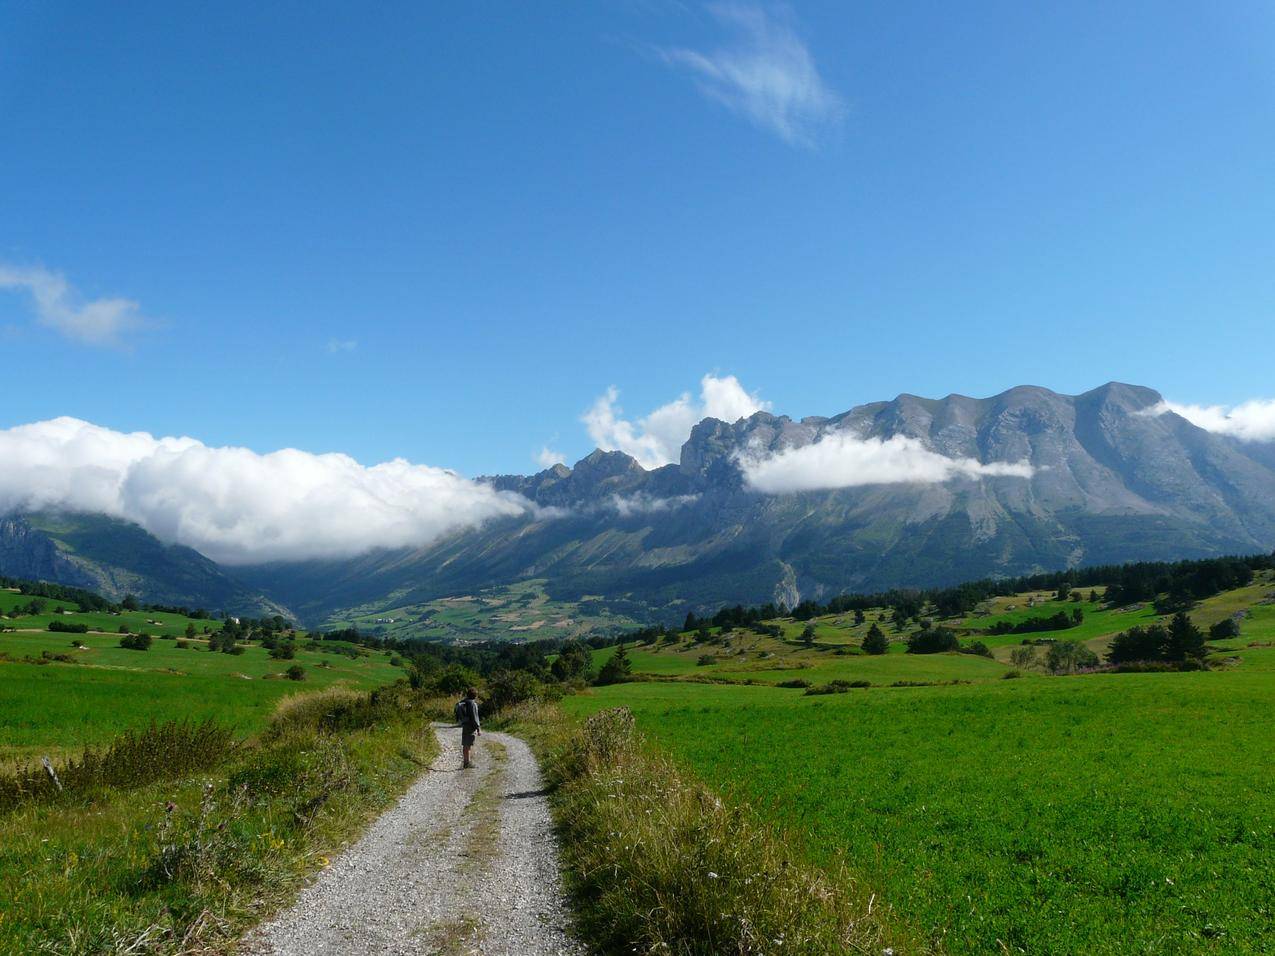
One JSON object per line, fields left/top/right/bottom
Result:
{"left": 0, "top": 682, "right": 437, "bottom": 953}
{"left": 540, "top": 706, "right": 907, "bottom": 955}
{"left": 0, "top": 719, "right": 236, "bottom": 810}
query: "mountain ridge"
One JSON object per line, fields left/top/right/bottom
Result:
{"left": 3, "top": 382, "right": 1274, "bottom": 630}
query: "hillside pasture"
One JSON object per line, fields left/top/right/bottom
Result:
{"left": 568, "top": 669, "right": 1275, "bottom": 954}
{"left": 0, "top": 629, "right": 401, "bottom": 762}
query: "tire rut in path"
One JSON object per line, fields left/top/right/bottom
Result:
{"left": 241, "top": 725, "right": 583, "bottom": 956}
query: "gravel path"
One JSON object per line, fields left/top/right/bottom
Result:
{"left": 241, "top": 725, "right": 584, "bottom": 956}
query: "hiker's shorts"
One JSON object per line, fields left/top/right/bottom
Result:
{"left": 462, "top": 727, "right": 477, "bottom": 747}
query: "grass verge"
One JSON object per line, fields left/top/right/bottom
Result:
{"left": 515, "top": 702, "right": 910, "bottom": 956}
{"left": 0, "top": 682, "right": 437, "bottom": 954}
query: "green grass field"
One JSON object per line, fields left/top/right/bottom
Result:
{"left": 572, "top": 577, "right": 1275, "bottom": 952}
{"left": 566, "top": 666, "right": 1275, "bottom": 953}
{"left": 0, "top": 627, "right": 401, "bottom": 761}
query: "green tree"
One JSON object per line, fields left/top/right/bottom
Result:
{"left": 121, "top": 594, "right": 139, "bottom": 611}
{"left": 861, "top": 623, "right": 889, "bottom": 655}
{"left": 551, "top": 640, "right": 593, "bottom": 682}
{"left": 800, "top": 623, "right": 816, "bottom": 645}
{"left": 596, "top": 644, "right": 632, "bottom": 685}
{"left": 1164, "top": 612, "right": 1206, "bottom": 663}
{"left": 184, "top": 622, "right": 196, "bottom": 640}
{"left": 1045, "top": 640, "right": 1098, "bottom": 674}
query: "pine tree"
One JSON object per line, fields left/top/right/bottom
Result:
{"left": 862, "top": 623, "right": 889, "bottom": 655}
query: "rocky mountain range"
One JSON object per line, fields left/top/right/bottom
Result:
{"left": 4, "top": 383, "right": 1274, "bottom": 628}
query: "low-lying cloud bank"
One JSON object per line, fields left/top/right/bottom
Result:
{"left": 0, "top": 417, "right": 531, "bottom": 565}
{"left": 1151, "top": 399, "right": 1275, "bottom": 443}
{"left": 738, "top": 432, "right": 1035, "bottom": 493}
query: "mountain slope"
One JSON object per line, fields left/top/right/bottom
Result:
{"left": 242, "top": 383, "right": 1275, "bottom": 625}
{"left": 0, "top": 513, "right": 290, "bottom": 617}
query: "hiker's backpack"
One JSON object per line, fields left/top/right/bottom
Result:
{"left": 455, "top": 698, "right": 474, "bottom": 727}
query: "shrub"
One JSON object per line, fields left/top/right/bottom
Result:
{"left": 285, "top": 664, "right": 306, "bottom": 681}
{"left": 485, "top": 668, "right": 539, "bottom": 713}
{"left": 960, "top": 640, "right": 993, "bottom": 658}
{"left": 47, "top": 620, "right": 89, "bottom": 634}
{"left": 906, "top": 627, "right": 960, "bottom": 654}
{"left": 1045, "top": 640, "right": 1099, "bottom": 674}
{"left": 1209, "top": 618, "right": 1241, "bottom": 641}
{"left": 1002, "top": 669, "right": 1022, "bottom": 679}
{"left": 1009, "top": 646, "right": 1038, "bottom": 668}
{"left": 776, "top": 678, "right": 811, "bottom": 689}
{"left": 269, "top": 642, "right": 296, "bottom": 661}
{"left": 696, "top": 654, "right": 716, "bottom": 666}
{"left": 176, "top": 639, "right": 189, "bottom": 649}
{"left": 119, "top": 632, "right": 153, "bottom": 651}
{"left": 804, "top": 679, "right": 871, "bottom": 695}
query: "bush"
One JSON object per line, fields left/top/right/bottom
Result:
{"left": 422, "top": 663, "right": 482, "bottom": 696}
{"left": 485, "top": 669, "right": 539, "bottom": 713}
{"left": 1045, "top": 640, "right": 1099, "bottom": 674}
{"left": 285, "top": 664, "right": 306, "bottom": 681}
{"left": 776, "top": 678, "right": 811, "bottom": 689}
{"left": 1209, "top": 618, "right": 1241, "bottom": 641}
{"left": 176, "top": 639, "right": 189, "bottom": 649}
{"left": 960, "top": 640, "right": 993, "bottom": 658}
{"left": 543, "top": 708, "right": 897, "bottom": 954}
{"left": 804, "top": 679, "right": 871, "bottom": 695}
{"left": 1009, "top": 646, "right": 1038, "bottom": 668}
{"left": 696, "top": 654, "right": 716, "bottom": 666}
{"left": 119, "top": 632, "right": 153, "bottom": 651}
{"left": 906, "top": 627, "right": 960, "bottom": 654}
{"left": 269, "top": 642, "right": 296, "bottom": 661}
{"left": 1002, "top": 669, "right": 1022, "bottom": 679}
{"left": 47, "top": 620, "right": 88, "bottom": 634}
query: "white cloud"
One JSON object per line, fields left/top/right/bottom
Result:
{"left": 583, "top": 373, "right": 768, "bottom": 468}
{"left": 738, "top": 430, "right": 1034, "bottom": 494}
{"left": 0, "top": 417, "right": 532, "bottom": 564}
{"left": 1149, "top": 399, "right": 1275, "bottom": 443}
{"left": 606, "top": 493, "right": 700, "bottom": 517}
{"left": 536, "top": 446, "right": 565, "bottom": 469}
{"left": 326, "top": 338, "right": 358, "bottom": 353}
{"left": 657, "top": 2, "right": 844, "bottom": 146}
{"left": 0, "top": 264, "right": 147, "bottom": 347}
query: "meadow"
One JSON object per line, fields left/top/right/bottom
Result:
{"left": 566, "top": 574, "right": 1275, "bottom": 952}
{"left": 566, "top": 666, "right": 1275, "bottom": 953}
{"left": 0, "top": 594, "right": 401, "bottom": 762}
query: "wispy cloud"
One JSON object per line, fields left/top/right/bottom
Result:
{"left": 326, "top": 338, "right": 358, "bottom": 353}
{"left": 584, "top": 373, "right": 768, "bottom": 468}
{"left": 738, "top": 431, "right": 1034, "bottom": 494}
{"left": 656, "top": 2, "right": 844, "bottom": 146}
{"left": 536, "top": 445, "right": 566, "bottom": 469}
{"left": 1148, "top": 399, "right": 1275, "bottom": 442}
{"left": 0, "top": 264, "right": 148, "bottom": 347}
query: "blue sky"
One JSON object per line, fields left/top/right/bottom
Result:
{"left": 3, "top": 0, "right": 1274, "bottom": 476}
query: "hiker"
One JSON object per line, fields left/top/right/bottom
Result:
{"left": 454, "top": 687, "right": 481, "bottom": 769}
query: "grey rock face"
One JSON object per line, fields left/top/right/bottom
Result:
{"left": 245, "top": 382, "right": 1275, "bottom": 624}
